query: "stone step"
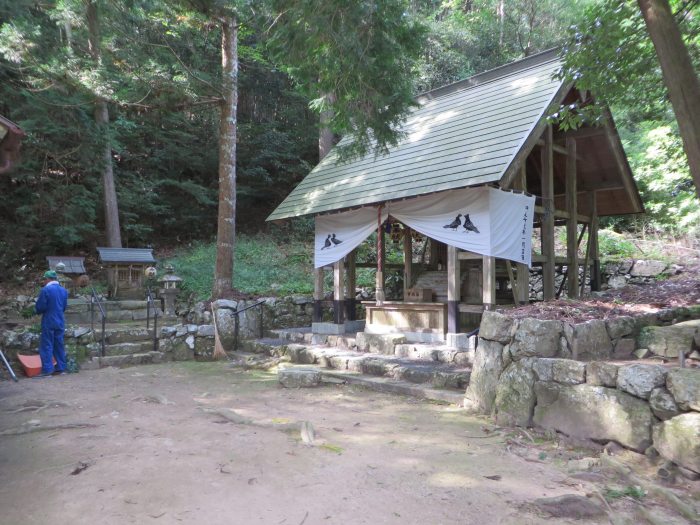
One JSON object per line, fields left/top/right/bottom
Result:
{"left": 266, "top": 342, "right": 471, "bottom": 391}
{"left": 93, "top": 351, "right": 164, "bottom": 368}
{"left": 101, "top": 341, "right": 157, "bottom": 356}
{"left": 320, "top": 370, "right": 464, "bottom": 405}
{"left": 271, "top": 329, "right": 475, "bottom": 364}
{"left": 93, "top": 326, "right": 156, "bottom": 344}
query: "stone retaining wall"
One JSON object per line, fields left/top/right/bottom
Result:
{"left": 467, "top": 310, "right": 700, "bottom": 475}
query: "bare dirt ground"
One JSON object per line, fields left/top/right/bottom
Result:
{"left": 0, "top": 362, "right": 697, "bottom": 525}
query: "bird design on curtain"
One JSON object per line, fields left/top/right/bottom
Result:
{"left": 321, "top": 233, "right": 344, "bottom": 250}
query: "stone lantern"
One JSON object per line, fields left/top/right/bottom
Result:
{"left": 158, "top": 264, "right": 182, "bottom": 317}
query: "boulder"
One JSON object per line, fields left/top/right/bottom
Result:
{"left": 214, "top": 308, "right": 237, "bottom": 350}
{"left": 196, "top": 325, "right": 215, "bottom": 337}
{"left": 531, "top": 358, "right": 555, "bottom": 382}
{"left": 464, "top": 340, "right": 504, "bottom": 414}
{"left": 637, "top": 320, "right": 700, "bottom": 359}
{"left": 479, "top": 311, "right": 514, "bottom": 344}
{"left": 649, "top": 387, "right": 680, "bottom": 421}
{"left": 666, "top": 368, "right": 700, "bottom": 411}
{"left": 612, "top": 338, "right": 636, "bottom": 359}
{"left": 606, "top": 316, "right": 636, "bottom": 340}
{"left": 509, "top": 318, "right": 563, "bottom": 359}
{"left": 616, "top": 364, "right": 667, "bottom": 399}
{"left": 607, "top": 275, "right": 627, "bottom": 289}
{"left": 586, "top": 362, "right": 618, "bottom": 387}
{"left": 653, "top": 413, "right": 700, "bottom": 474}
{"left": 533, "top": 383, "right": 655, "bottom": 452}
{"left": 572, "top": 320, "right": 612, "bottom": 360}
{"left": 630, "top": 260, "right": 666, "bottom": 277}
{"left": 285, "top": 344, "right": 316, "bottom": 365}
{"left": 552, "top": 359, "right": 586, "bottom": 385}
{"left": 495, "top": 361, "right": 536, "bottom": 427}
{"left": 355, "top": 332, "right": 406, "bottom": 354}
{"left": 278, "top": 368, "right": 322, "bottom": 388}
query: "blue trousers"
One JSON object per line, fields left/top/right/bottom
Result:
{"left": 39, "top": 328, "right": 67, "bottom": 375}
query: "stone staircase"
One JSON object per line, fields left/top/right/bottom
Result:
{"left": 237, "top": 328, "right": 477, "bottom": 404}
{"left": 62, "top": 298, "right": 180, "bottom": 369}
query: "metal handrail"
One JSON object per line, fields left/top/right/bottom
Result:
{"left": 90, "top": 287, "right": 107, "bottom": 357}
{"left": 146, "top": 287, "right": 159, "bottom": 352}
{"left": 232, "top": 299, "right": 265, "bottom": 351}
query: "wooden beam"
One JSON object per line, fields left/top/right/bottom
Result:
{"left": 345, "top": 251, "right": 356, "bottom": 321}
{"left": 541, "top": 124, "right": 556, "bottom": 300}
{"left": 499, "top": 82, "right": 573, "bottom": 189}
{"left": 516, "top": 263, "right": 529, "bottom": 304}
{"left": 403, "top": 225, "right": 412, "bottom": 297}
{"left": 566, "top": 138, "right": 579, "bottom": 298}
{"left": 447, "top": 244, "right": 460, "bottom": 333}
{"left": 553, "top": 126, "right": 606, "bottom": 141}
{"left": 505, "top": 260, "right": 519, "bottom": 304}
{"left": 589, "top": 191, "right": 601, "bottom": 291}
{"left": 313, "top": 268, "right": 324, "bottom": 322}
{"left": 534, "top": 205, "right": 590, "bottom": 224}
{"left": 482, "top": 255, "right": 496, "bottom": 309}
{"left": 333, "top": 260, "right": 344, "bottom": 324}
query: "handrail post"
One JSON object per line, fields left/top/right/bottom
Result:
{"left": 234, "top": 313, "right": 239, "bottom": 352}
{"left": 101, "top": 314, "right": 105, "bottom": 357}
{"left": 259, "top": 303, "right": 263, "bottom": 339}
{"left": 153, "top": 303, "right": 159, "bottom": 352}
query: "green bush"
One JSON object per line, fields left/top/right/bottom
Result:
{"left": 597, "top": 229, "right": 637, "bottom": 259}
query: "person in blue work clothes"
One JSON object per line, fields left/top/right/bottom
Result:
{"left": 35, "top": 270, "right": 69, "bottom": 377}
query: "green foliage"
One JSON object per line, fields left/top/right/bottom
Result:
{"left": 597, "top": 229, "right": 637, "bottom": 258}
{"left": 168, "top": 234, "right": 314, "bottom": 300}
{"left": 604, "top": 485, "right": 645, "bottom": 501}
{"left": 265, "top": 0, "right": 427, "bottom": 159}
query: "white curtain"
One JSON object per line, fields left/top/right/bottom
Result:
{"left": 314, "top": 187, "right": 534, "bottom": 268}
{"left": 315, "top": 206, "right": 388, "bottom": 268}
{"left": 390, "top": 187, "right": 535, "bottom": 266}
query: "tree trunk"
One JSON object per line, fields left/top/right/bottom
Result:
{"left": 87, "top": 0, "right": 122, "bottom": 247}
{"left": 319, "top": 93, "right": 335, "bottom": 161}
{"left": 212, "top": 15, "right": 238, "bottom": 299}
{"left": 638, "top": 0, "right": 700, "bottom": 198}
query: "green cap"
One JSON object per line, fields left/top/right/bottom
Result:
{"left": 43, "top": 270, "right": 58, "bottom": 279}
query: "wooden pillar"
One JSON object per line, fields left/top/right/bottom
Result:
{"left": 541, "top": 124, "right": 555, "bottom": 300}
{"left": 566, "top": 138, "right": 579, "bottom": 298}
{"left": 447, "top": 244, "right": 460, "bottom": 333}
{"left": 333, "top": 260, "right": 345, "bottom": 324}
{"left": 344, "top": 251, "right": 356, "bottom": 321}
{"left": 375, "top": 207, "right": 385, "bottom": 305}
{"left": 313, "top": 268, "right": 324, "bottom": 322}
{"left": 403, "top": 225, "right": 412, "bottom": 298}
{"left": 482, "top": 255, "right": 496, "bottom": 309}
{"left": 590, "top": 191, "right": 601, "bottom": 291}
{"left": 516, "top": 162, "right": 530, "bottom": 304}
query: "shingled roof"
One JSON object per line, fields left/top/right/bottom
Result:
{"left": 97, "top": 247, "right": 155, "bottom": 264}
{"left": 268, "top": 49, "right": 642, "bottom": 221}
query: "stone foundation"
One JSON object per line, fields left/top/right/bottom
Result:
{"left": 468, "top": 309, "right": 700, "bottom": 474}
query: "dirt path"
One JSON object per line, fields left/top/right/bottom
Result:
{"left": 0, "top": 363, "right": 694, "bottom": 525}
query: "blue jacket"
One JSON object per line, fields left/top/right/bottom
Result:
{"left": 35, "top": 281, "right": 68, "bottom": 330}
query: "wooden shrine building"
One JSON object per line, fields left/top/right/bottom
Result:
{"left": 97, "top": 247, "right": 156, "bottom": 299}
{"left": 267, "top": 49, "right": 643, "bottom": 341}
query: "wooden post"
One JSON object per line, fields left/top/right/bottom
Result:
{"left": 313, "top": 268, "right": 324, "bottom": 322}
{"left": 566, "top": 138, "right": 579, "bottom": 298}
{"left": 375, "top": 206, "right": 385, "bottom": 305}
{"left": 447, "top": 244, "right": 460, "bottom": 333}
{"left": 541, "top": 124, "right": 555, "bottom": 300}
{"left": 482, "top": 255, "right": 496, "bottom": 309}
{"left": 333, "top": 260, "right": 345, "bottom": 324}
{"left": 344, "top": 251, "right": 356, "bottom": 321}
{"left": 403, "top": 225, "right": 412, "bottom": 298}
{"left": 590, "top": 192, "right": 601, "bottom": 291}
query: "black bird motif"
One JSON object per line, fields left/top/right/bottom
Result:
{"left": 330, "top": 233, "right": 343, "bottom": 245}
{"left": 462, "top": 214, "right": 480, "bottom": 234}
{"left": 443, "top": 214, "right": 462, "bottom": 230}
{"left": 321, "top": 234, "right": 332, "bottom": 250}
